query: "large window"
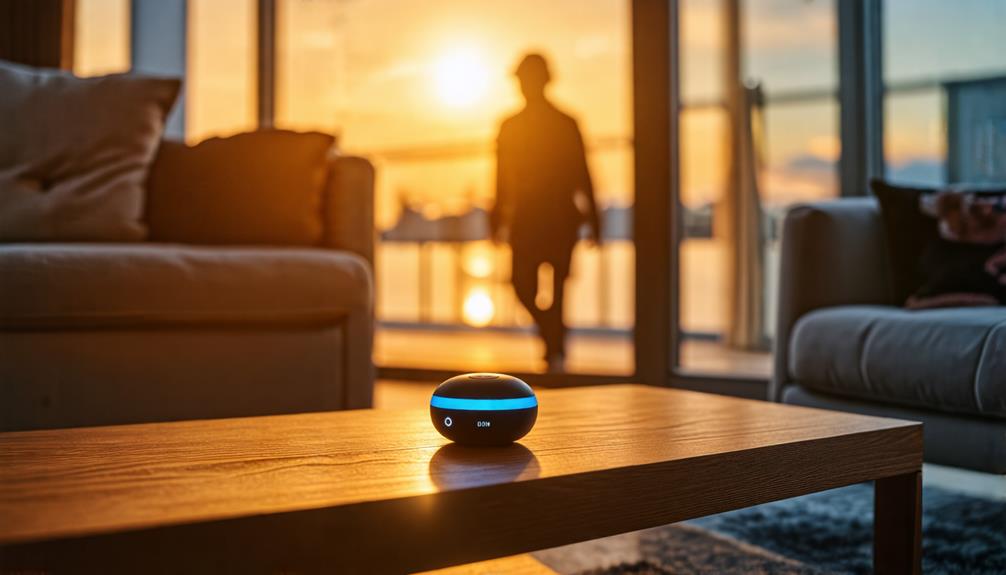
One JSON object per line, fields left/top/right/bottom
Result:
{"left": 277, "top": 0, "right": 634, "bottom": 376}
{"left": 70, "top": 0, "right": 1005, "bottom": 386}
{"left": 883, "top": 0, "right": 1006, "bottom": 185}
{"left": 73, "top": 0, "right": 130, "bottom": 77}
{"left": 676, "top": 0, "right": 837, "bottom": 377}
{"left": 186, "top": 0, "right": 258, "bottom": 143}
{"left": 75, "top": 0, "right": 257, "bottom": 143}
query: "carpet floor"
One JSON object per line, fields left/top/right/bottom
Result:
{"left": 533, "top": 484, "right": 1006, "bottom": 574}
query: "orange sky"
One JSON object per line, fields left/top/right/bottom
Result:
{"left": 74, "top": 0, "right": 1004, "bottom": 225}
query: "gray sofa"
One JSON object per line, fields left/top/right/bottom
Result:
{"left": 0, "top": 155, "right": 376, "bottom": 432}
{"left": 773, "top": 197, "right": 1006, "bottom": 473}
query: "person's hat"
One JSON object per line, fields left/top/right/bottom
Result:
{"left": 514, "top": 53, "right": 551, "bottom": 82}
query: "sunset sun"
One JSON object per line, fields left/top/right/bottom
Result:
{"left": 433, "top": 47, "right": 489, "bottom": 108}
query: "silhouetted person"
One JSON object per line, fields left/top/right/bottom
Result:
{"left": 491, "top": 53, "right": 601, "bottom": 372}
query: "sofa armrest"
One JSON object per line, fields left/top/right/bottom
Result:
{"left": 322, "top": 155, "right": 376, "bottom": 269}
{"left": 321, "top": 155, "right": 376, "bottom": 406}
{"left": 771, "top": 198, "right": 894, "bottom": 400}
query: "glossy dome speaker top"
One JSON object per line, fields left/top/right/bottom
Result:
{"left": 430, "top": 373, "right": 537, "bottom": 446}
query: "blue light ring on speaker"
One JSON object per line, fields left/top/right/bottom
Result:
{"left": 430, "top": 373, "right": 538, "bottom": 446}
{"left": 429, "top": 395, "right": 538, "bottom": 411}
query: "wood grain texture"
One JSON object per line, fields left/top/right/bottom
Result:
{"left": 0, "top": 385, "right": 922, "bottom": 573}
{"left": 416, "top": 554, "right": 557, "bottom": 575}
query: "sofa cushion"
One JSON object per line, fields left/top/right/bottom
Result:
{"left": 145, "top": 130, "right": 334, "bottom": 246}
{"left": 789, "top": 305, "right": 1006, "bottom": 418}
{"left": 0, "top": 60, "right": 179, "bottom": 241}
{"left": 0, "top": 244, "right": 371, "bottom": 328}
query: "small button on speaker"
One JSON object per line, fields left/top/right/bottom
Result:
{"left": 430, "top": 373, "right": 537, "bottom": 446}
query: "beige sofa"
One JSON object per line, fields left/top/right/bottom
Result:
{"left": 0, "top": 154, "right": 376, "bottom": 431}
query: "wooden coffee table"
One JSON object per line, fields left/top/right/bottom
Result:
{"left": 0, "top": 384, "right": 922, "bottom": 574}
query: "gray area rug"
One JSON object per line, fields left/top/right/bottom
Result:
{"left": 534, "top": 484, "right": 1006, "bottom": 574}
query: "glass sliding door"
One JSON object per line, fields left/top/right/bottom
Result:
{"left": 882, "top": 0, "right": 1006, "bottom": 186}
{"left": 75, "top": 0, "right": 259, "bottom": 143}
{"left": 186, "top": 0, "right": 259, "bottom": 143}
{"left": 73, "top": 0, "right": 130, "bottom": 77}
{"left": 276, "top": 0, "right": 635, "bottom": 378}
{"left": 675, "top": 0, "right": 838, "bottom": 379}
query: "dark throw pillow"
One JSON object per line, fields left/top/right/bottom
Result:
{"left": 145, "top": 130, "right": 335, "bottom": 245}
{"left": 0, "top": 60, "right": 180, "bottom": 241}
{"left": 871, "top": 180, "right": 941, "bottom": 304}
{"left": 871, "top": 179, "right": 1006, "bottom": 308}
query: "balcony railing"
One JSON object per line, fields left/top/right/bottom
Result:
{"left": 361, "top": 72, "right": 1005, "bottom": 336}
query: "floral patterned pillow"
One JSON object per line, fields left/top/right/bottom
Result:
{"left": 908, "top": 189, "right": 1006, "bottom": 308}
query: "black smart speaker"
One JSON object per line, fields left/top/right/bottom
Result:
{"left": 430, "top": 373, "right": 538, "bottom": 446}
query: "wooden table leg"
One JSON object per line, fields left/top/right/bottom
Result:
{"left": 874, "top": 470, "right": 922, "bottom": 575}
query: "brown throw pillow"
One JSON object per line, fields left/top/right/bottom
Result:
{"left": 0, "top": 60, "right": 180, "bottom": 241}
{"left": 145, "top": 130, "right": 334, "bottom": 245}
